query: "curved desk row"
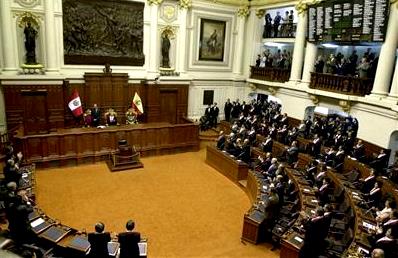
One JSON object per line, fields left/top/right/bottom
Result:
{"left": 11, "top": 164, "right": 147, "bottom": 257}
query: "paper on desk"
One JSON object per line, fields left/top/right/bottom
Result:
{"left": 311, "top": 199, "right": 318, "bottom": 203}
{"left": 363, "top": 221, "right": 376, "bottom": 230}
{"left": 31, "top": 217, "right": 45, "bottom": 228}
{"left": 138, "top": 242, "right": 147, "bottom": 256}
{"left": 294, "top": 236, "right": 303, "bottom": 243}
{"left": 303, "top": 188, "right": 310, "bottom": 193}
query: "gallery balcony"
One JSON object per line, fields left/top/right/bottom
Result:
{"left": 309, "top": 72, "right": 374, "bottom": 97}
{"left": 249, "top": 66, "right": 291, "bottom": 83}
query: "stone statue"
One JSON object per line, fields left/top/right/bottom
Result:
{"left": 24, "top": 22, "right": 38, "bottom": 64}
{"left": 161, "top": 33, "right": 171, "bottom": 68}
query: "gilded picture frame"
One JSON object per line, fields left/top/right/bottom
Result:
{"left": 199, "top": 19, "right": 226, "bottom": 61}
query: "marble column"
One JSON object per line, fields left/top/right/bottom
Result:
{"left": 45, "top": 0, "right": 59, "bottom": 73}
{"left": 233, "top": 7, "right": 248, "bottom": 75}
{"left": 301, "top": 42, "right": 318, "bottom": 84}
{"left": 370, "top": 3, "right": 398, "bottom": 97}
{"left": 148, "top": 3, "right": 159, "bottom": 73}
{"left": 0, "top": 85, "right": 6, "bottom": 132}
{"left": 176, "top": 7, "right": 188, "bottom": 73}
{"left": 1, "top": 0, "right": 18, "bottom": 74}
{"left": 387, "top": 55, "right": 398, "bottom": 100}
{"left": 289, "top": 9, "right": 307, "bottom": 82}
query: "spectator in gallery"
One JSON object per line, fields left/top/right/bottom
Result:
{"left": 264, "top": 13, "right": 273, "bottom": 38}
{"left": 118, "top": 220, "right": 141, "bottom": 258}
{"left": 273, "top": 12, "right": 282, "bottom": 37}
{"left": 83, "top": 109, "right": 93, "bottom": 127}
{"left": 326, "top": 54, "right": 335, "bottom": 74}
{"left": 281, "top": 11, "right": 290, "bottom": 36}
{"left": 288, "top": 10, "right": 294, "bottom": 36}
{"left": 348, "top": 50, "right": 358, "bottom": 75}
{"left": 357, "top": 57, "right": 370, "bottom": 78}
{"left": 105, "top": 108, "right": 118, "bottom": 126}
{"left": 255, "top": 54, "right": 261, "bottom": 67}
{"left": 92, "top": 103, "right": 101, "bottom": 127}
{"left": 88, "top": 222, "right": 111, "bottom": 258}
{"left": 224, "top": 98, "right": 232, "bottom": 122}
{"left": 315, "top": 55, "right": 325, "bottom": 73}
{"left": 260, "top": 53, "right": 267, "bottom": 68}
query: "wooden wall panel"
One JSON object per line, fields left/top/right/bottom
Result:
{"left": 2, "top": 77, "right": 189, "bottom": 133}
{"left": 3, "top": 84, "right": 65, "bottom": 131}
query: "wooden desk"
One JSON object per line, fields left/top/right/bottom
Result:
{"left": 205, "top": 145, "right": 248, "bottom": 184}
{"left": 15, "top": 122, "right": 199, "bottom": 168}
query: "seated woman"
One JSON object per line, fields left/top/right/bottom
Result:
{"left": 125, "top": 107, "right": 138, "bottom": 125}
{"left": 375, "top": 200, "right": 394, "bottom": 223}
{"left": 105, "top": 108, "right": 118, "bottom": 126}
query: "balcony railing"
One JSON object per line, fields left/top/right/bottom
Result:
{"left": 309, "top": 72, "right": 374, "bottom": 96}
{"left": 250, "top": 66, "right": 291, "bottom": 83}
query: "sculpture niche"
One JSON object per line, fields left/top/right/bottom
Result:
{"left": 107, "top": 139, "right": 143, "bottom": 172}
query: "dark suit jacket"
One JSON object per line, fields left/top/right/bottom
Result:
{"left": 118, "top": 231, "right": 141, "bottom": 258}
{"left": 88, "top": 232, "right": 111, "bottom": 258}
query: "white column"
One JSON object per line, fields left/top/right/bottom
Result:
{"left": 148, "top": 4, "right": 159, "bottom": 73}
{"left": 301, "top": 42, "right": 318, "bottom": 84}
{"left": 370, "top": 4, "right": 398, "bottom": 97}
{"left": 44, "top": 0, "right": 59, "bottom": 73}
{"left": 1, "top": 0, "right": 18, "bottom": 74}
{"left": 387, "top": 55, "right": 398, "bottom": 100}
{"left": 233, "top": 14, "right": 247, "bottom": 75}
{"left": 0, "top": 84, "right": 6, "bottom": 132}
{"left": 289, "top": 10, "right": 307, "bottom": 82}
{"left": 176, "top": 8, "right": 188, "bottom": 73}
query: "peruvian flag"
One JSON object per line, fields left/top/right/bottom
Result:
{"left": 132, "top": 92, "right": 144, "bottom": 114}
{"left": 68, "top": 89, "right": 83, "bottom": 117}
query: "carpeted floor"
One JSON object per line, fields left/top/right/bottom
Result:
{"left": 36, "top": 149, "right": 279, "bottom": 258}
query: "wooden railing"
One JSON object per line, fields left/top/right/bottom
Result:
{"left": 250, "top": 66, "right": 290, "bottom": 83}
{"left": 310, "top": 72, "right": 373, "bottom": 96}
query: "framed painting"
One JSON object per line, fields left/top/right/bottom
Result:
{"left": 199, "top": 19, "right": 226, "bottom": 61}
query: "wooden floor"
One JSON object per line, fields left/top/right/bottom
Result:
{"left": 35, "top": 149, "right": 280, "bottom": 258}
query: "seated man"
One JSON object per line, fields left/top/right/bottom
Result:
{"left": 216, "top": 131, "right": 226, "bottom": 150}
{"left": 125, "top": 107, "right": 138, "bottom": 125}
{"left": 88, "top": 222, "right": 111, "bottom": 258}
{"left": 105, "top": 108, "right": 118, "bottom": 126}
{"left": 118, "top": 220, "right": 141, "bottom": 258}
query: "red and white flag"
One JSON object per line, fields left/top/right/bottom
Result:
{"left": 132, "top": 92, "right": 144, "bottom": 114}
{"left": 68, "top": 89, "right": 83, "bottom": 117}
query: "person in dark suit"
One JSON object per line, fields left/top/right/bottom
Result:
{"left": 262, "top": 135, "right": 273, "bottom": 153}
{"left": 88, "top": 222, "right": 111, "bottom": 258}
{"left": 285, "top": 141, "right": 299, "bottom": 165}
{"left": 92, "top": 104, "right": 101, "bottom": 127}
{"left": 299, "top": 207, "right": 325, "bottom": 258}
{"left": 118, "top": 220, "right": 141, "bottom": 258}
{"left": 216, "top": 131, "right": 226, "bottom": 150}
{"left": 224, "top": 99, "right": 232, "bottom": 122}
{"left": 211, "top": 103, "right": 219, "bottom": 128}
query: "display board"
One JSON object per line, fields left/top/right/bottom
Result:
{"left": 308, "top": 0, "right": 389, "bottom": 43}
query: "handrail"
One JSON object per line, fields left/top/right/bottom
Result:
{"left": 250, "top": 66, "right": 291, "bottom": 83}
{"left": 309, "top": 72, "right": 373, "bottom": 96}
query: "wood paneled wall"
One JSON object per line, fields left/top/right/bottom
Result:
{"left": 2, "top": 74, "right": 189, "bottom": 134}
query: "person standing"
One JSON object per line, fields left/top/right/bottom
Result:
{"left": 118, "top": 220, "right": 141, "bottom": 258}
{"left": 211, "top": 103, "right": 219, "bottom": 128}
{"left": 224, "top": 99, "right": 232, "bottom": 122}
{"left": 92, "top": 104, "right": 101, "bottom": 127}
{"left": 273, "top": 12, "right": 282, "bottom": 37}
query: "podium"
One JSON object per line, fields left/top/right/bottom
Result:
{"left": 106, "top": 140, "right": 144, "bottom": 172}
